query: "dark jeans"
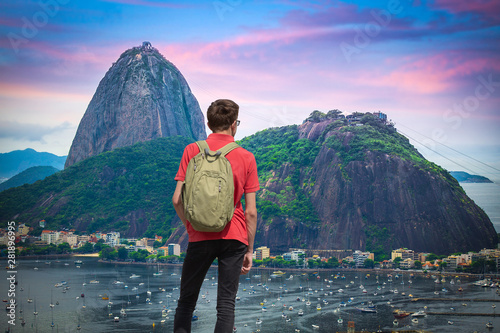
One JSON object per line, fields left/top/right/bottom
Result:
{"left": 174, "top": 239, "right": 247, "bottom": 333}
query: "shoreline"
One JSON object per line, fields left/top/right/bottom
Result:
{"left": 5, "top": 255, "right": 499, "bottom": 279}
{"left": 97, "top": 259, "right": 500, "bottom": 279}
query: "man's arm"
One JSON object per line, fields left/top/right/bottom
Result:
{"left": 172, "top": 181, "right": 187, "bottom": 227}
{"left": 241, "top": 191, "right": 257, "bottom": 275}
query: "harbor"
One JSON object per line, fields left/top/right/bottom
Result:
{"left": 3, "top": 257, "right": 500, "bottom": 332}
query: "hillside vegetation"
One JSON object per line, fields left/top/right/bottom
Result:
{"left": 0, "top": 136, "right": 192, "bottom": 239}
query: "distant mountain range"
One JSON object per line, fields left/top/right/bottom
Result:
{"left": 0, "top": 166, "right": 60, "bottom": 192}
{"left": 0, "top": 149, "right": 66, "bottom": 178}
{"left": 450, "top": 171, "right": 493, "bottom": 183}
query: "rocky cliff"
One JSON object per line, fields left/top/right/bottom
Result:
{"left": 168, "top": 112, "right": 497, "bottom": 254}
{"left": 65, "top": 42, "right": 206, "bottom": 168}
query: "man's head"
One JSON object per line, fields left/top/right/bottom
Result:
{"left": 207, "top": 99, "right": 239, "bottom": 134}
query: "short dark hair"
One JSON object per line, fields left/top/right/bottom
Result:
{"left": 207, "top": 99, "right": 239, "bottom": 132}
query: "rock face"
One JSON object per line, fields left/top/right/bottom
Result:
{"left": 218, "top": 114, "right": 497, "bottom": 255}
{"left": 65, "top": 42, "right": 206, "bottom": 168}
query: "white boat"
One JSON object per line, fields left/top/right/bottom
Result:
{"left": 412, "top": 318, "right": 418, "bottom": 324}
{"left": 130, "top": 274, "right": 141, "bottom": 279}
{"left": 411, "top": 310, "right": 426, "bottom": 317}
{"left": 486, "top": 321, "right": 494, "bottom": 329}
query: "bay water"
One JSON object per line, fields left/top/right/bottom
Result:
{"left": 2, "top": 258, "right": 500, "bottom": 332}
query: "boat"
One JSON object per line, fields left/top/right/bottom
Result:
{"left": 356, "top": 307, "right": 377, "bottom": 313}
{"left": 130, "top": 274, "right": 141, "bottom": 279}
{"left": 75, "top": 260, "right": 83, "bottom": 265}
{"left": 298, "top": 309, "right": 304, "bottom": 316}
{"left": 411, "top": 310, "right": 426, "bottom": 317}
{"left": 486, "top": 321, "right": 494, "bottom": 329}
{"left": 114, "top": 316, "right": 119, "bottom": 322}
{"left": 312, "top": 324, "right": 319, "bottom": 329}
{"left": 393, "top": 309, "right": 410, "bottom": 319}
{"left": 412, "top": 318, "right": 418, "bottom": 324}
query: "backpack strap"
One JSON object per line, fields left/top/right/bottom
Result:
{"left": 218, "top": 142, "right": 240, "bottom": 156}
{"left": 196, "top": 140, "right": 239, "bottom": 157}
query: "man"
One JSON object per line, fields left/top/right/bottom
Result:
{"left": 172, "top": 99, "right": 259, "bottom": 332}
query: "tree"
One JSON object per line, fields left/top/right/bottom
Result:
{"left": 393, "top": 257, "right": 402, "bottom": 269}
{"left": 439, "top": 261, "right": 448, "bottom": 271}
{"left": 93, "top": 239, "right": 107, "bottom": 252}
{"left": 426, "top": 253, "right": 438, "bottom": 262}
{"left": 117, "top": 247, "right": 128, "bottom": 260}
{"left": 100, "top": 247, "right": 117, "bottom": 260}
{"left": 57, "top": 242, "right": 71, "bottom": 254}
{"left": 414, "top": 260, "right": 422, "bottom": 270}
{"left": 364, "top": 259, "right": 375, "bottom": 269}
{"left": 153, "top": 241, "right": 163, "bottom": 249}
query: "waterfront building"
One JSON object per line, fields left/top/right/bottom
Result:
{"left": 41, "top": 230, "right": 59, "bottom": 245}
{"left": 391, "top": 248, "right": 417, "bottom": 261}
{"left": 283, "top": 250, "right": 304, "bottom": 261}
{"left": 352, "top": 250, "right": 374, "bottom": 268}
{"left": 106, "top": 232, "right": 120, "bottom": 247}
{"left": 168, "top": 243, "right": 181, "bottom": 256}
{"left": 157, "top": 246, "right": 169, "bottom": 256}
{"left": 256, "top": 246, "right": 270, "bottom": 260}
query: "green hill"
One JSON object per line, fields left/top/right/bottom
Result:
{"left": 0, "top": 166, "right": 60, "bottom": 192}
{"left": 0, "top": 136, "right": 192, "bottom": 239}
{"left": 0, "top": 112, "right": 496, "bottom": 254}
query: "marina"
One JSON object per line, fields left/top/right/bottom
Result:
{"left": 3, "top": 257, "right": 500, "bottom": 332}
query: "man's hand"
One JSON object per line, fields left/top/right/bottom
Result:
{"left": 241, "top": 252, "right": 253, "bottom": 275}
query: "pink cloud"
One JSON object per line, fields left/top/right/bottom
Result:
{"left": 356, "top": 52, "right": 500, "bottom": 95}
{"left": 0, "top": 82, "right": 90, "bottom": 102}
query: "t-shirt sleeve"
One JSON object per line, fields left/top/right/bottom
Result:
{"left": 174, "top": 143, "right": 198, "bottom": 182}
{"left": 244, "top": 153, "right": 260, "bottom": 193}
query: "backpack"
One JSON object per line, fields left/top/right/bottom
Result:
{"left": 182, "top": 140, "right": 240, "bottom": 232}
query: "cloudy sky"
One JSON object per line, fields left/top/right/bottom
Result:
{"left": 0, "top": 0, "right": 499, "bottom": 180}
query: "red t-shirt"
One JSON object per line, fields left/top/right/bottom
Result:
{"left": 175, "top": 133, "right": 260, "bottom": 245}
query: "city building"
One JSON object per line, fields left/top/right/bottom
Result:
{"left": 168, "top": 243, "right": 181, "bottom": 256}
{"left": 41, "top": 230, "right": 59, "bottom": 245}
{"left": 157, "top": 246, "right": 169, "bottom": 256}
{"left": 283, "top": 250, "right": 305, "bottom": 261}
{"left": 255, "top": 246, "right": 270, "bottom": 260}
{"left": 105, "top": 232, "right": 120, "bottom": 247}
{"left": 391, "top": 248, "right": 416, "bottom": 261}
{"left": 18, "top": 223, "right": 30, "bottom": 235}
{"left": 352, "top": 250, "right": 374, "bottom": 267}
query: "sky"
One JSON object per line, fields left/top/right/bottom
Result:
{"left": 0, "top": 0, "right": 499, "bottom": 181}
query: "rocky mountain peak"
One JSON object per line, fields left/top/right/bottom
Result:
{"left": 65, "top": 42, "right": 207, "bottom": 168}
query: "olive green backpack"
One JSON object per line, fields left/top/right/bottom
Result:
{"left": 182, "top": 140, "right": 240, "bottom": 232}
